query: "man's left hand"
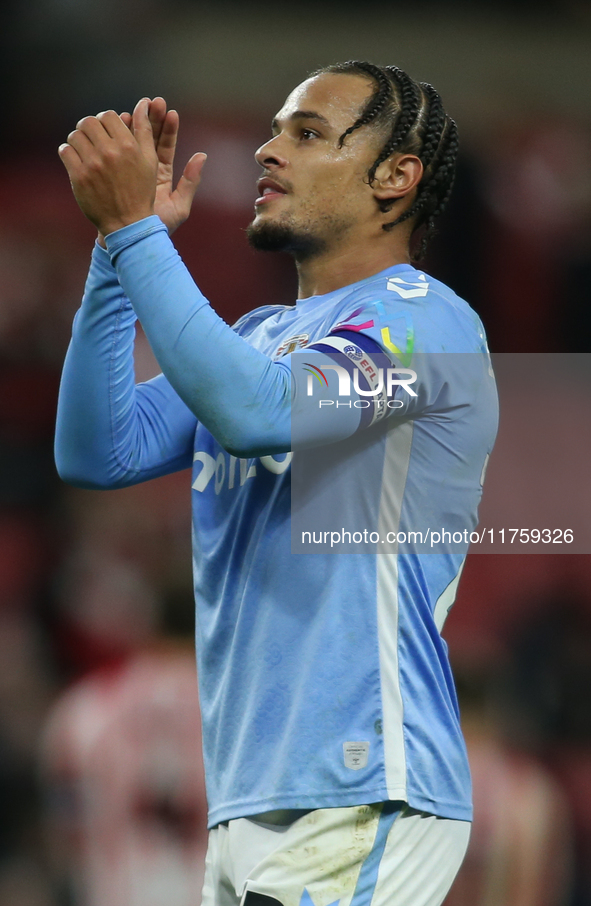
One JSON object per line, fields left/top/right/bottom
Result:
{"left": 59, "top": 98, "right": 158, "bottom": 237}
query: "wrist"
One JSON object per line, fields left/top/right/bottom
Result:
{"left": 104, "top": 215, "right": 168, "bottom": 261}
{"left": 101, "top": 210, "right": 155, "bottom": 239}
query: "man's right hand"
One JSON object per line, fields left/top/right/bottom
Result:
{"left": 98, "top": 97, "right": 206, "bottom": 245}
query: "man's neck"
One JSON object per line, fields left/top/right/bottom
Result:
{"left": 295, "top": 234, "right": 412, "bottom": 299}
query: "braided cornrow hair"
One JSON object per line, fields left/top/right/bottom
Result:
{"left": 367, "top": 65, "right": 421, "bottom": 183}
{"left": 312, "top": 61, "right": 458, "bottom": 261}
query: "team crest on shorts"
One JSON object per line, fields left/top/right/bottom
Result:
{"left": 275, "top": 334, "right": 309, "bottom": 356}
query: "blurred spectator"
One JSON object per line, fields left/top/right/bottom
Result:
{"left": 42, "top": 644, "right": 207, "bottom": 906}
{"left": 445, "top": 647, "right": 573, "bottom": 906}
{"left": 508, "top": 596, "right": 591, "bottom": 906}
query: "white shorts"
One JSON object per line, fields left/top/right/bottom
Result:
{"left": 201, "top": 803, "right": 470, "bottom": 906}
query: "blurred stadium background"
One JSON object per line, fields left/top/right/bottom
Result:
{"left": 1, "top": 1, "right": 591, "bottom": 903}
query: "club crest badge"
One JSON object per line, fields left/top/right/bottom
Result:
{"left": 275, "top": 334, "right": 309, "bottom": 357}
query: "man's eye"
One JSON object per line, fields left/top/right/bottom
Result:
{"left": 301, "top": 129, "right": 318, "bottom": 140}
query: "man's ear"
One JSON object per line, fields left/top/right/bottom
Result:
{"left": 371, "top": 154, "right": 423, "bottom": 204}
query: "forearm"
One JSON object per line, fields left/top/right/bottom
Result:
{"left": 55, "top": 243, "right": 196, "bottom": 488}
{"left": 106, "top": 217, "right": 295, "bottom": 457}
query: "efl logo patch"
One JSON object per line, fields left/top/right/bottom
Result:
{"left": 343, "top": 344, "right": 363, "bottom": 360}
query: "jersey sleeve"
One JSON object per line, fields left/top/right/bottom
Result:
{"left": 321, "top": 279, "right": 451, "bottom": 421}
{"left": 54, "top": 243, "right": 197, "bottom": 489}
{"left": 103, "top": 218, "right": 421, "bottom": 457}
{"left": 292, "top": 329, "right": 410, "bottom": 435}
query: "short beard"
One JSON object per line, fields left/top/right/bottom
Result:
{"left": 246, "top": 218, "right": 327, "bottom": 262}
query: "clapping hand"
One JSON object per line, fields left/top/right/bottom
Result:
{"left": 121, "top": 97, "right": 206, "bottom": 236}
{"left": 59, "top": 97, "right": 206, "bottom": 242}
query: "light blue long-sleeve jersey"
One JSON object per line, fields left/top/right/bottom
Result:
{"left": 55, "top": 217, "right": 498, "bottom": 827}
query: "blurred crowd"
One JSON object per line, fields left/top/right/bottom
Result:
{"left": 2, "top": 1, "right": 591, "bottom": 904}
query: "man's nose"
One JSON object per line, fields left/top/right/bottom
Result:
{"left": 254, "top": 136, "right": 288, "bottom": 169}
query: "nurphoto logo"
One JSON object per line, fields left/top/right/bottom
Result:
{"left": 303, "top": 362, "right": 417, "bottom": 397}
{"left": 303, "top": 360, "right": 417, "bottom": 411}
